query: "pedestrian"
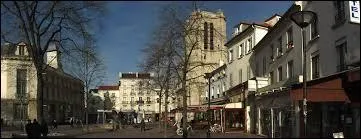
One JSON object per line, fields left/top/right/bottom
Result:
{"left": 52, "top": 119, "right": 58, "bottom": 129}
{"left": 70, "top": 118, "right": 74, "bottom": 128}
{"left": 140, "top": 119, "right": 145, "bottom": 132}
{"left": 25, "top": 119, "right": 33, "bottom": 138}
{"left": 40, "top": 120, "right": 49, "bottom": 137}
{"left": 32, "top": 119, "right": 41, "bottom": 138}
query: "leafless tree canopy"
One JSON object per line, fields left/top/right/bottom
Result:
{"left": 1, "top": 1, "right": 105, "bottom": 121}
{"left": 140, "top": 2, "right": 218, "bottom": 137}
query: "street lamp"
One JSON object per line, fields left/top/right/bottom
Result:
{"left": 290, "top": 10, "right": 317, "bottom": 138}
{"left": 204, "top": 73, "right": 212, "bottom": 138}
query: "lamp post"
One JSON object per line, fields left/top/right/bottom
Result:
{"left": 205, "top": 73, "right": 211, "bottom": 138}
{"left": 290, "top": 10, "right": 317, "bottom": 138}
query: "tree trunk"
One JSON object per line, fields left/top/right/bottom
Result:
{"left": 36, "top": 63, "right": 45, "bottom": 123}
{"left": 182, "top": 68, "right": 188, "bottom": 138}
{"left": 164, "top": 87, "right": 169, "bottom": 138}
{"left": 159, "top": 90, "right": 162, "bottom": 132}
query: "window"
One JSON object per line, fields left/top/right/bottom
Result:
{"left": 311, "top": 19, "right": 318, "bottom": 39}
{"left": 270, "top": 71, "right": 274, "bottom": 84}
{"left": 156, "top": 98, "right": 160, "bottom": 103}
{"left": 204, "top": 22, "right": 208, "bottom": 49}
{"left": 229, "top": 73, "right": 233, "bottom": 87}
{"left": 270, "top": 45, "right": 274, "bottom": 60}
{"left": 337, "top": 42, "right": 347, "bottom": 71}
{"left": 239, "top": 69, "right": 243, "bottom": 83}
{"left": 311, "top": 55, "right": 320, "bottom": 79}
{"left": 210, "top": 23, "right": 214, "bottom": 50}
{"left": 238, "top": 43, "right": 244, "bottom": 58}
{"left": 139, "top": 97, "right": 142, "bottom": 101}
{"left": 222, "top": 82, "right": 226, "bottom": 92}
{"left": 287, "top": 28, "right": 293, "bottom": 47}
{"left": 19, "top": 45, "right": 25, "bottom": 56}
{"left": 228, "top": 49, "right": 233, "bottom": 62}
{"left": 287, "top": 60, "right": 294, "bottom": 78}
{"left": 334, "top": 1, "right": 345, "bottom": 24}
{"left": 123, "top": 97, "right": 127, "bottom": 101}
{"left": 147, "top": 97, "right": 150, "bottom": 102}
{"left": 247, "top": 66, "right": 250, "bottom": 80}
{"left": 131, "top": 97, "right": 134, "bottom": 102}
{"left": 278, "top": 66, "right": 283, "bottom": 82}
{"left": 16, "top": 69, "right": 27, "bottom": 98}
{"left": 262, "top": 57, "right": 266, "bottom": 76}
{"left": 248, "top": 38, "right": 253, "bottom": 52}
{"left": 277, "top": 37, "right": 283, "bottom": 56}
{"left": 217, "top": 85, "right": 220, "bottom": 97}
{"left": 14, "top": 104, "right": 28, "bottom": 120}
{"left": 245, "top": 39, "right": 249, "bottom": 53}
{"left": 256, "top": 62, "right": 259, "bottom": 77}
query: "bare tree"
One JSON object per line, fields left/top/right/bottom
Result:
{"left": 140, "top": 24, "right": 178, "bottom": 136}
{"left": 1, "top": 1, "right": 105, "bottom": 122}
{"left": 142, "top": 2, "right": 227, "bottom": 138}
{"left": 63, "top": 38, "right": 106, "bottom": 131}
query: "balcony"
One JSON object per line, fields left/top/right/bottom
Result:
{"left": 312, "top": 72, "right": 320, "bottom": 79}
{"left": 130, "top": 101, "right": 136, "bottom": 106}
{"left": 15, "top": 93, "right": 29, "bottom": 101}
{"left": 136, "top": 100, "right": 144, "bottom": 104}
{"left": 286, "top": 42, "right": 294, "bottom": 51}
{"left": 337, "top": 64, "right": 348, "bottom": 72}
{"left": 122, "top": 101, "right": 128, "bottom": 104}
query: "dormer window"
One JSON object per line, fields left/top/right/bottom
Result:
{"left": 19, "top": 45, "right": 25, "bottom": 56}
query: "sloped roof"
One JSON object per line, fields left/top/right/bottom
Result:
{"left": 1, "top": 43, "right": 17, "bottom": 56}
{"left": 98, "top": 86, "right": 119, "bottom": 90}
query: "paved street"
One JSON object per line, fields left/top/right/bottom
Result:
{"left": 75, "top": 123, "right": 263, "bottom": 138}
{"left": 1, "top": 124, "right": 108, "bottom": 138}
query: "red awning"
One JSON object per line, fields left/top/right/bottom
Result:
{"left": 290, "top": 77, "right": 349, "bottom": 102}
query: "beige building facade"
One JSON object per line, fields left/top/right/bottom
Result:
{"left": 186, "top": 10, "right": 227, "bottom": 106}
{"left": 1, "top": 42, "right": 84, "bottom": 126}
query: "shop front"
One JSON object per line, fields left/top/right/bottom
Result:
{"left": 290, "top": 71, "right": 357, "bottom": 138}
{"left": 223, "top": 102, "right": 245, "bottom": 132}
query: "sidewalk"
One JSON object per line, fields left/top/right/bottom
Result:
{"left": 1, "top": 124, "right": 109, "bottom": 138}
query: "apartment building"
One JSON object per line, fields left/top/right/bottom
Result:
{"left": 252, "top": 1, "right": 359, "bottom": 138}
{"left": 1, "top": 42, "right": 84, "bottom": 126}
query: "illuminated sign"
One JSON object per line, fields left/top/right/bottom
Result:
{"left": 349, "top": 1, "right": 360, "bottom": 23}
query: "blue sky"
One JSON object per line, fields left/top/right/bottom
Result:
{"left": 95, "top": 1, "right": 293, "bottom": 85}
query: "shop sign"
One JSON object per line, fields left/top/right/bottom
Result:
{"left": 349, "top": 1, "right": 360, "bottom": 24}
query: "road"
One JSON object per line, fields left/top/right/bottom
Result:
{"left": 75, "top": 124, "right": 263, "bottom": 138}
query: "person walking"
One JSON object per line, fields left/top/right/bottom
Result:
{"left": 32, "top": 119, "right": 41, "bottom": 138}
{"left": 25, "top": 120, "right": 33, "bottom": 138}
{"left": 140, "top": 119, "right": 145, "bottom": 132}
{"left": 52, "top": 119, "right": 58, "bottom": 129}
{"left": 40, "top": 120, "right": 49, "bottom": 137}
{"left": 70, "top": 118, "right": 74, "bottom": 128}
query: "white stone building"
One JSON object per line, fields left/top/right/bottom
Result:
{"left": 1, "top": 42, "right": 84, "bottom": 126}
{"left": 252, "top": 1, "right": 360, "bottom": 138}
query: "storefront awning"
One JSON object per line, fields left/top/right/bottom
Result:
{"left": 224, "top": 102, "right": 243, "bottom": 109}
{"left": 291, "top": 74, "right": 349, "bottom": 102}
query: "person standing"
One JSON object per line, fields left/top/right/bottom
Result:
{"left": 25, "top": 120, "right": 32, "bottom": 138}
{"left": 140, "top": 119, "right": 145, "bottom": 132}
{"left": 32, "top": 119, "right": 41, "bottom": 138}
{"left": 52, "top": 119, "right": 58, "bottom": 129}
{"left": 40, "top": 120, "right": 49, "bottom": 137}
